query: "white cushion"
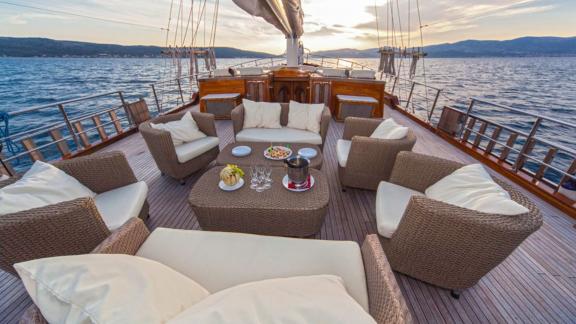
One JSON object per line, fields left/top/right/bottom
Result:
{"left": 137, "top": 229, "right": 370, "bottom": 311}
{"left": 320, "top": 68, "right": 348, "bottom": 78}
{"left": 349, "top": 70, "right": 376, "bottom": 79}
{"left": 169, "top": 275, "right": 376, "bottom": 324}
{"left": 235, "top": 67, "right": 268, "bottom": 76}
{"left": 151, "top": 112, "right": 206, "bottom": 146}
{"left": 370, "top": 118, "right": 409, "bottom": 140}
{"left": 212, "top": 68, "right": 231, "bottom": 77}
{"left": 94, "top": 181, "right": 148, "bottom": 230}
{"left": 0, "top": 161, "right": 96, "bottom": 216}
{"left": 425, "top": 164, "right": 530, "bottom": 215}
{"left": 236, "top": 127, "right": 322, "bottom": 145}
{"left": 15, "top": 254, "right": 209, "bottom": 324}
{"left": 287, "top": 101, "right": 324, "bottom": 134}
{"left": 337, "top": 139, "right": 352, "bottom": 167}
{"left": 376, "top": 181, "right": 425, "bottom": 238}
{"left": 174, "top": 136, "right": 220, "bottom": 163}
{"left": 242, "top": 99, "right": 281, "bottom": 129}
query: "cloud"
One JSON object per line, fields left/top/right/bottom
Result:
{"left": 306, "top": 26, "right": 341, "bottom": 36}
{"left": 7, "top": 15, "right": 27, "bottom": 25}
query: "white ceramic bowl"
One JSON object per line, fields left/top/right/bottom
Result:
{"left": 231, "top": 146, "right": 252, "bottom": 157}
{"left": 298, "top": 147, "right": 317, "bottom": 159}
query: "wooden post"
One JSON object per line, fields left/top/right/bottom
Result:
{"left": 513, "top": 117, "right": 542, "bottom": 172}
{"left": 461, "top": 118, "right": 476, "bottom": 142}
{"left": 534, "top": 148, "right": 557, "bottom": 181}
{"left": 427, "top": 89, "right": 441, "bottom": 122}
{"left": 109, "top": 110, "right": 123, "bottom": 134}
{"left": 473, "top": 122, "right": 488, "bottom": 147}
{"left": 49, "top": 129, "right": 71, "bottom": 158}
{"left": 92, "top": 115, "right": 108, "bottom": 141}
{"left": 73, "top": 122, "right": 91, "bottom": 148}
{"left": 58, "top": 104, "right": 79, "bottom": 149}
{"left": 500, "top": 133, "right": 518, "bottom": 161}
{"left": 151, "top": 84, "right": 162, "bottom": 113}
{"left": 21, "top": 138, "right": 44, "bottom": 161}
{"left": 485, "top": 126, "right": 502, "bottom": 155}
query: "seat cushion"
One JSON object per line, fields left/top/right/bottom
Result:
{"left": 0, "top": 160, "right": 96, "bottom": 215}
{"left": 376, "top": 181, "right": 425, "bottom": 238}
{"left": 236, "top": 127, "right": 322, "bottom": 145}
{"left": 169, "top": 275, "right": 376, "bottom": 324}
{"left": 136, "top": 229, "right": 369, "bottom": 311}
{"left": 175, "top": 136, "right": 220, "bottom": 163}
{"left": 15, "top": 254, "right": 209, "bottom": 324}
{"left": 95, "top": 181, "right": 148, "bottom": 230}
{"left": 425, "top": 164, "right": 530, "bottom": 215}
{"left": 337, "top": 139, "right": 352, "bottom": 168}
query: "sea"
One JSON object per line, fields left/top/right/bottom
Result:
{"left": 0, "top": 57, "right": 575, "bottom": 180}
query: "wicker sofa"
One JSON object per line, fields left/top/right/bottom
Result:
{"left": 337, "top": 117, "right": 417, "bottom": 190}
{"left": 376, "top": 152, "right": 543, "bottom": 297}
{"left": 231, "top": 103, "right": 331, "bottom": 149}
{"left": 139, "top": 111, "right": 220, "bottom": 184}
{"left": 20, "top": 218, "right": 413, "bottom": 324}
{"left": 0, "top": 151, "right": 149, "bottom": 276}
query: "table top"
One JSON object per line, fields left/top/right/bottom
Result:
{"left": 189, "top": 167, "right": 329, "bottom": 210}
{"left": 336, "top": 94, "right": 379, "bottom": 103}
{"left": 201, "top": 93, "right": 241, "bottom": 100}
{"left": 216, "top": 142, "right": 323, "bottom": 169}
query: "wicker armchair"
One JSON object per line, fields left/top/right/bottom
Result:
{"left": 379, "top": 152, "right": 543, "bottom": 297}
{"left": 139, "top": 111, "right": 219, "bottom": 184}
{"left": 20, "top": 220, "right": 412, "bottom": 324}
{"left": 338, "top": 117, "right": 416, "bottom": 190}
{"left": 0, "top": 151, "right": 149, "bottom": 276}
{"left": 231, "top": 103, "right": 331, "bottom": 149}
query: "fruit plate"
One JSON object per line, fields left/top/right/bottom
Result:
{"left": 297, "top": 147, "right": 317, "bottom": 159}
{"left": 219, "top": 178, "right": 244, "bottom": 191}
{"left": 264, "top": 146, "right": 292, "bottom": 160}
{"left": 231, "top": 146, "right": 251, "bottom": 157}
{"left": 282, "top": 175, "right": 315, "bottom": 192}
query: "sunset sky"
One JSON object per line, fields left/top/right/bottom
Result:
{"left": 0, "top": 0, "right": 574, "bottom": 54}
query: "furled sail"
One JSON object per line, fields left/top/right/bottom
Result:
{"left": 232, "top": 0, "right": 304, "bottom": 38}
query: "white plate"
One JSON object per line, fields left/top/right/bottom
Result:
{"left": 282, "top": 175, "right": 315, "bottom": 192}
{"left": 264, "top": 146, "right": 293, "bottom": 160}
{"left": 219, "top": 178, "right": 245, "bottom": 191}
{"left": 231, "top": 146, "right": 251, "bottom": 157}
{"left": 298, "top": 147, "right": 317, "bottom": 159}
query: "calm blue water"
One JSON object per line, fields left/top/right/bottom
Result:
{"left": 0, "top": 57, "right": 574, "bottom": 180}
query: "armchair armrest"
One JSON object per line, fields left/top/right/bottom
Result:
{"left": 231, "top": 104, "right": 245, "bottom": 136}
{"left": 361, "top": 235, "right": 413, "bottom": 324}
{"left": 92, "top": 218, "right": 150, "bottom": 255}
{"left": 0, "top": 197, "right": 110, "bottom": 276}
{"left": 343, "top": 117, "right": 382, "bottom": 140}
{"left": 191, "top": 111, "right": 217, "bottom": 137}
{"left": 389, "top": 152, "right": 462, "bottom": 192}
{"left": 54, "top": 151, "right": 138, "bottom": 193}
{"left": 319, "top": 106, "right": 331, "bottom": 147}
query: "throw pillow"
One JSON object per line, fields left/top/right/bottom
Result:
{"left": 0, "top": 160, "right": 96, "bottom": 215}
{"left": 15, "top": 254, "right": 210, "bottom": 324}
{"left": 425, "top": 164, "right": 530, "bottom": 215}
{"left": 168, "top": 275, "right": 376, "bottom": 324}
{"left": 370, "top": 118, "right": 409, "bottom": 140}
{"left": 242, "top": 99, "right": 281, "bottom": 129}
{"left": 150, "top": 112, "right": 206, "bottom": 146}
{"left": 287, "top": 101, "right": 324, "bottom": 134}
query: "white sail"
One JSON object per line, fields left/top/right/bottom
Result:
{"left": 232, "top": 0, "right": 304, "bottom": 38}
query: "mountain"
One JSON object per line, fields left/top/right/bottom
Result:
{"left": 312, "top": 36, "right": 576, "bottom": 58}
{"left": 0, "top": 37, "right": 276, "bottom": 58}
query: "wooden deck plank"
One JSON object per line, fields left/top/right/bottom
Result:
{"left": 1, "top": 106, "right": 575, "bottom": 323}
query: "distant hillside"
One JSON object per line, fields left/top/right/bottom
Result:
{"left": 313, "top": 36, "right": 576, "bottom": 58}
{"left": 0, "top": 37, "right": 275, "bottom": 58}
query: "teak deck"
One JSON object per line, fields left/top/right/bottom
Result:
{"left": 1, "top": 107, "right": 576, "bottom": 323}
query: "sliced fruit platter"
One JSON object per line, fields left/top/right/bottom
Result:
{"left": 264, "top": 145, "right": 292, "bottom": 160}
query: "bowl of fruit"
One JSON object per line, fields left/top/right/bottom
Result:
{"left": 219, "top": 164, "right": 245, "bottom": 191}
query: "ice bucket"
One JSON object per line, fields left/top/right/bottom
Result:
{"left": 284, "top": 156, "right": 310, "bottom": 188}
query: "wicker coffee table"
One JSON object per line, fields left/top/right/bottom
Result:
{"left": 188, "top": 167, "right": 329, "bottom": 237}
{"left": 216, "top": 142, "right": 323, "bottom": 169}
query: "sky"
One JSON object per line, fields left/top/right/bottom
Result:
{"left": 0, "top": 0, "right": 575, "bottom": 54}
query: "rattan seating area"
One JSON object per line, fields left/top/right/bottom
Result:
{"left": 378, "top": 152, "right": 543, "bottom": 296}
{"left": 139, "top": 111, "right": 220, "bottom": 184}
{"left": 338, "top": 117, "right": 417, "bottom": 190}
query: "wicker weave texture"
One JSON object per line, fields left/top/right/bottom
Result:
{"left": 216, "top": 142, "right": 323, "bottom": 169}
{"left": 339, "top": 117, "right": 417, "bottom": 190}
{"left": 230, "top": 103, "right": 331, "bottom": 149}
{"left": 139, "top": 111, "right": 219, "bottom": 181}
{"left": 361, "top": 235, "right": 413, "bottom": 324}
{"left": 381, "top": 152, "right": 543, "bottom": 290}
{"left": 189, "top": 167, "right": 330, "bottom": 237}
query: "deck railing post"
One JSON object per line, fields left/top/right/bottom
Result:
{"left": 58, "top": 103, "right": 80, "bottom": 149}
{"left": 391, "top": 76, "right": 398, "bottom": 93}
{"left": 176, "top": 79, "right": 185, "bottom": 105}
{"left": 513, "top": 117, "right": 542, "bottom": 172}
{"left": 117, "top": 91, "right": 132, "bottom": 126}
{"left": 428, "top": 89, "right": 441, "bottom": 122}
{"left": 458, "top": 99, "right": 476, "bottom": 139}
{"left": 405, "top": 81, "right": 416, "bottom": 110}
{"left": 151, "top": 84, "right": 162, "bottom": 113}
